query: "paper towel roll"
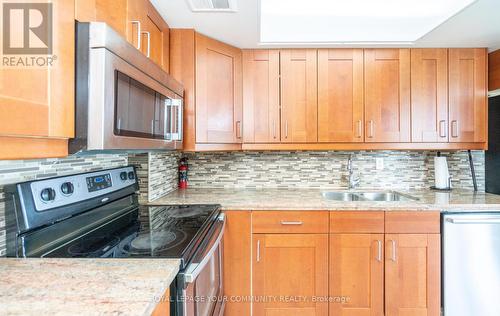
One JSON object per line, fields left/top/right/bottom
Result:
{"left": 434, "top": 157, "right": 450, "bottom": 189}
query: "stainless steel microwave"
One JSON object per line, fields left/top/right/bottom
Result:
{"left": 71, "top": 22, "right": 183, "bottom": 153}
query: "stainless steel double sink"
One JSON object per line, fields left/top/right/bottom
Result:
{"left": 322, "top": 191, "right": 419, "bottom": 202}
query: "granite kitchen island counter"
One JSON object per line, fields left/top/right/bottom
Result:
{"left": 150, "top": 187, "right": 500, "bottom": 212}
{"left": 0, "top": 258, "right": 180, "bottom": 316}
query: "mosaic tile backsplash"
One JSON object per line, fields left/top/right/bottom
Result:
{"left": 184, "top": 151, "right": 485, "bottom": 191}
{"left": 129, "top": 152, "right": 180, "bottom": 203}
{"left": 0, "top": 149, "right": 486, "bottom": 257}
{"left": 0, "top": 154, "right": 129, "bottom": 257}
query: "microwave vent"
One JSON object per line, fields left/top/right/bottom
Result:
{"left": 186, "top": 0, "right": 237, "bottom": 12}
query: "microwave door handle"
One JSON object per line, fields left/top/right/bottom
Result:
{"left": 184, "top": 214, "right": 226, "bottom": 283}
{"left": 169, "top": 100, "right": 175, "bottom": 142}
{"left": 178, "top": 99, "right": 183, "bottom": 141}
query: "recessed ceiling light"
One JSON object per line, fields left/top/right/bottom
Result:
{"left": 260, "top": 0, "right": 476, "bottom": 43}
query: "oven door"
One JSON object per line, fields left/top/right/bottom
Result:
{"left": 178, "top": 213, "right": 226, "bottom": 316}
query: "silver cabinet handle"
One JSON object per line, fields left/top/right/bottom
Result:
{"left": 130, "top": 20, "right": 141, "bottom": 50}
{"left": 280, "top": 220, "right": 303, "bottom": 225}
{"left": 357, "top": 120, "right": 362, "bottom": 138}
{"left": 236, "top": 121, "right": 242, "bottom": 139}
{"left": 389, "top": 240, "right": 396, "bottom": 262}
{"left": 376, "top": 240, "right": 382, "bottom": 262}
{"left": 256, "top": 239, "right": 261, "bottom": 262}
{"left": 451, "top": 120, "right": 458, "bottom": 138}
{"left": 367, "top": 120, "right": 374, "bottom": 138}
{"left": 439, "top": 120, "right": 447, "bottom": 138}
{"left": 285, "top": 120, "right": 288, "bottom": 139}
{"left": 141, "top": 31, "right": 151, "bottom": 58}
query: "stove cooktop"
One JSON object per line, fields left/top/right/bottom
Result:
{"left": 44, "top": 204, "right": 221, "bottom": 267}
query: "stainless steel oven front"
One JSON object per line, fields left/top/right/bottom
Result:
{"left": 72, "top": 22, "right": 183, "bottom": 153}
{"left": 177, "top": 213, "right": 226, "bottom": 316}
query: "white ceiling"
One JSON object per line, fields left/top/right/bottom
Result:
{"left": 151, "top": 0, "right": 500, "bottom": 51}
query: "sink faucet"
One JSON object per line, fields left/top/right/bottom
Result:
{"left": 347, "top": 154, "right": 360, "bottom": 189}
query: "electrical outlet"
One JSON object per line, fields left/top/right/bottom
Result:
{"left": 376, "top": 158, "right": 384, "bottom": 170}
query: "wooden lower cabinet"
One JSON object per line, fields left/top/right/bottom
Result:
{"left": 223, "top": 211, "right": 252, "bottom": 316}
{"left": 223, "top": 211, "right": 440, "bottom": 316}
{"left": 385, "top": 234, "right": 441, "bottom": 316}
{"left": 330, "top": 234, "right": 384, "bottom": 316}
{"left": 252, "top": 234, "right": 329, "bottom": 316}
{"left": 151, "top": 288, "right": 170, "bottom": 316}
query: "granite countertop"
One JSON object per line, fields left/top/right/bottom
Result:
{"left": 150, "top": 187, "right": 500, "bottom": 212}
{"left": 0, "top": 258, "right": 180, "bottom": 316}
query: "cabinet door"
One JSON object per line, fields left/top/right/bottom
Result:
{"left": 411, "top": 49, "right": 448, "bottom": 142}
{"left": 127, "top": 0, "right": 169, "bottom": 72}
{"left": 330, "top": 234, "right": 384, "bottom": 316}
{"left": 280, "top": 49, "right": 318, "bottom": 143}
{"left": 223, "top": 211, "right": 252, "bottom": 316}
{"left": 142, "top": 1, "right": 169, "bottom": 72}
{"left": 253, "top": 234, "right": 328, "bottom": 316}
{"left": 242, "top": 50, "right": 280, "bottom": 143}
{"left": 449, "top": 48, "right": 487, "bottom": 143}
{"left": 364, "top": 49, "right": 410, "bottom": 143}
{"left": 385, "top": 234, "right": 440, "bottom": 316}
{"left": 318, "top": 49, "right": 364, "bottom": 142}
{"left": 0, "top": 0, "right": 74, "bottom": 158}
{"left": 196, "top": 33, "right": 242, "bottom": 144}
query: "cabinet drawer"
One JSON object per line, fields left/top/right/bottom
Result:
{"left": 252, "top": 211, "right": 329, "bottom": 233}
{"left": 385, "top": 211, "right": 440, "bottom": 233}
{"left": 330, "top": 211, "right": 385, "bottom": 233}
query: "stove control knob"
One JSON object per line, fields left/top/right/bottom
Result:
{"left": 61, "top": 182, "right": 74, "bottom": 195}
{"left": 40, "top": 188, "right": 56, "bottom": 202}
{"left": 120, "top": 171, "right": 128, "bottom": 181}
{"left": 128, "top": 171, "right": 135, "bottom": 180}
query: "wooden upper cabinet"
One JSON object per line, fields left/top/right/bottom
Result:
{"left": 411, "top": 49, "right": 449, "bottom": 143}
{"left": 76, "top": 0, "right": 169, "bottom": 71}
{"left": 385, "top": 234, "right": 441, "bottom": 316}
{"left": 75, "top": 0, "right": 128, "bottom": 37}
{"left": 280, "top": 49, "right": 318, "bottom": 143}
{"left": 142, "top": 1, "right": 169, "bottom": 72}
{"left": 195, "top": 33, "right": 242, "bottom": 144}
{"left": 253, "top": 234, "right": 328, "bottom": 316}
{"left": 330, "top": 234, "right": 384, "bottom": 316}
{"left": 489, "top": 49, "right": 500, "bottom": 91}
{"left": 448, "top": 48, "right": 487, "bottom": 143}
{"left": 242, "top": 50, "right": 280, "bottom": 143}
{"left": 0, "top": 0, "right": 74, "bottom": 159}
{"left": 127, "top": 0, "right": 169, "bottom": 72}
{"left": 318, "top": 49, "right": 364, "bottom": 142}
{"left": 364, "top": 49, "right": 411, "bottom": 143}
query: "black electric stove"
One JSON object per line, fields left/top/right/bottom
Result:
{"left": 5, "top": 166, "right": 226, "bottom": 316}
{"left": 4, "top": 166, "right": 220, "bottom": 268}
{"left": 43, "top": 204, "right": 220, "bottom": 268}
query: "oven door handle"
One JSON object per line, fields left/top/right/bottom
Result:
{"left": 183, "top": 213, "right": 225, "bottom": 283}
